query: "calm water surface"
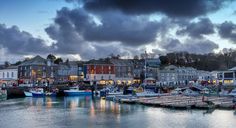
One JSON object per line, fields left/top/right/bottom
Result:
{"left": 0, "top": 96, "right": 236, "bottom": 128}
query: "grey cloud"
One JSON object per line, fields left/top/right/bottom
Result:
{"left": 47, "top": 8, "right": 161, "bottom": 46}
{"left": 218, "top": 21, "right": 236, "bottom": 43}
{"left": 0, "top": 24, "right": 51, "bottom": 55}
{"left": 158, "top": 38, "right": 219, "bottom": 54}
{"left": 74, "top": 0, "right": 231, "bottom": 18}
{"left": 176, "top": 18, "right": 215, "bottom": 38}
{"left": 45, "top": 7, "right": 166, "bottom": 59}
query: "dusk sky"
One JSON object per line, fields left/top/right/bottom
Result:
{"left": 1, "top": 0, "right": 236, "bottom": 63}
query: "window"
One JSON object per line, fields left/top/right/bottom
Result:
{"left": 7, "top": 72, "right": 9, "bottom": 78}
{"left": 101, "top": 76, "right": 104, "bottom": 79}
{"left": 12, "top": 72, "right": 14, "bottom": 77}
{"left": 3, "top": 72, "right": 5, "bottom": 78}
{"left": 43, "top": 72, "right": 46, "bottom": 77}
{"left": 94, "top": 76, "right": 96, "bottom": 80}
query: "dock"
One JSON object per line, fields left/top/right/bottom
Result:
{"left": 108, "top": 95, "right": 236, "bottom": 110}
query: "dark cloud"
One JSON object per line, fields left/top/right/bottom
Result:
{"left": 158, "top": 38, "right": 219, "bottom": 54}
{"left": 47, "top": 8, "right": 161, "bottom": 47}
{"left": 176, "top": 18, "right": 215, "bottom": 38}
{"left": 75, "top": 0, "right": 230, "bottom": 18}
{"left": 45, "top": 7, "right": 166, "bottom": 59}
{"left": 218, "top": 21, "right": 236, "bottom": 43}
{"left": 0, "top": 24, "right": 50, "bottom": 55}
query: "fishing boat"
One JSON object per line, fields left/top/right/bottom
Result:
{"left": 24, "top": 91, "right": 33, "bottom": 97}
{"left": 64, "top": 86, "right": 92, "bottom": 96}
{"left": 136, "top": 91, "right": 160, "bottom": 97}
{"left": 31, "top": 88, "right": 57, "bottom": 97}
{"left": 228, "top": 88, "right": 236, "bottom": 97}
{"left": 32, "top": 88, "right": 45, "bottom": 97}
{"left": 0, "top": 88, "right": 7, "bottom": 101}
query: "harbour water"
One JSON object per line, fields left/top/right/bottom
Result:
{"left": 0, "top": 97, "right": 236, "bottom": 128}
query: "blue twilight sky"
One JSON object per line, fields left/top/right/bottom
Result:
{"left": 0, "top": 0, "right": 236, "bottom": 63}
{"left": 0, "top": 0, "right": 73, "bottom": 43}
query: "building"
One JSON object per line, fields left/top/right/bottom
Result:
{"left": 132, "top": 59, "right": 144, "bottom": 84}
{"left": 84, "top": 59, "right": 115, "bottom": 86}
{"left": 159, "top": 65, "right": 178, "bottom": 86}
{"left": 0, "top": 66, "right": 18, "bottom": 86}
{"left": 57, "top": 61, "right": 85, "bottom": 83}
{"left": 18, "top": 55, "right": 58, "bottom": 86}
{"left": 145, "top": 58, "right": 161, "bottom": 80}
{"left": 159, "top": 65, "right": 198, "bottom": 86}
{"left": 216, "top": 67, "right": 236, "bottom": 86}
{"left": 110, "top": 59, "right": 134, "bottom": 85}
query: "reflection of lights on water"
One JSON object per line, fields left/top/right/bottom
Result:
{"left": 46, "top": 98, "right": 52, "bottom": 108}
{"left": 64, "top": 97, "right": 79, "bottom": 109}
{"left": 100, "top": 99, "right": 106, "bottom": 112}
{"left": 90, "top": 104, "right": 96, "bottom": 118}
{"left": 70, "top": 99, "right": 78, "bottom": 109}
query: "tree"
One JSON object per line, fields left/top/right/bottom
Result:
{"left": 54, "top": 58, "right": 63, "bottom": 64}
{"left": 65, "top": 59, "right": 69, "bottom": 64}
{"left": 4, "top": 61, "right": 10, "bottom": 67}
{"left": 133, "top": 55, "right": 139, "bottom": 60}
{"left": 47, "top": 54, "right": 56, "bottom": 61}
{"left": 14, "top": 61, "right": 22, "bottom": 66}
{"left": 159, "top": 56, "right": 169, "bottom": 65}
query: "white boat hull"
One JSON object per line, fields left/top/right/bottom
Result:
{"left": 24, "top": 91, "right": 32, "bottom": 97}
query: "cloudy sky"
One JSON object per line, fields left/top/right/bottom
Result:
{"left": 1, "top": 0, "right": 236, "bottom": 63}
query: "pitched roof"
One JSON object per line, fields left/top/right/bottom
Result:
{"left": 20, "top": 55, "right": 47, "bottom": 66}
{"left": 229, "top": 67, "right": 236, "bottom": 71}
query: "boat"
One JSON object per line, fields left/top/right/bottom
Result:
{"left": 136, "top": 91, "right": 160, "bottom": 97}
{"left": 170, "top": 87, "right": 182, "bottom": 95}
{"left": 0, "top": 88, "right": 7, "bottom": 101}
{"left": 201, "top": 87, "right": 210, "bottom": 95}
{"left": 100, "top": 86, "right": 122, "bottom": 97}
{"left": 64, "top": 86, "right": 92, "bottom": 96}
{"left": 228, "top": 88, "right": 236, "bottom": 97}
{"left": 24, "top": 91, "right": 33, "bottom": 97}
{"left": 135, "top": 89, "right": 160, "bottom": 97}
{"left": 32, "top": 88, "right": 45, "bottom": 97}
{"left": 182, "top": 89, "right": 199, "bottom": 96}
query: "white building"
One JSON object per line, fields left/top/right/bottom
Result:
{"left": 216, "top": 67, "right": 236, "bottom": 86}
{"left": 0, "top": 66, "right": 18, "bottom": 86}
{"left": 159, "top": 65, "right": 198, "bottom": 86}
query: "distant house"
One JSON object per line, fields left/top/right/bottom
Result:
{"left": 159, "top": 65, "right": 198, "bottom": 86}
{"left": 0, "top": 66, "right": 18, "bottom": 87}
{"left": 216, "top": 67, "right": 236, "bottom": 86}
{"left": 18, "top": 55, "right": 58, "bottom": 86}
{"left": 84, "top": 59, "right": 115, "bottom": 86}
{"left": 110, "top": 59, "right": 134, "bottom": 85}
{"left": 132, "top": 59, "right": 144, "bottom": 84}
{"left": 57, "top": 61, "right": 84, "bottom": 83}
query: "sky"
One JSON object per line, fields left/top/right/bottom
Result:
{"left": 0, "top": 0, "right": 236, "bottom": 63}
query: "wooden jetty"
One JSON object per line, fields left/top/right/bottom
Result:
{"left": 109, "top": 95, "right": 236, "bottom": 110}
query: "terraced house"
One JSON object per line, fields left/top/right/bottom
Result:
{"left": 18, "top": 55, "right": 58, "bottom": 86}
